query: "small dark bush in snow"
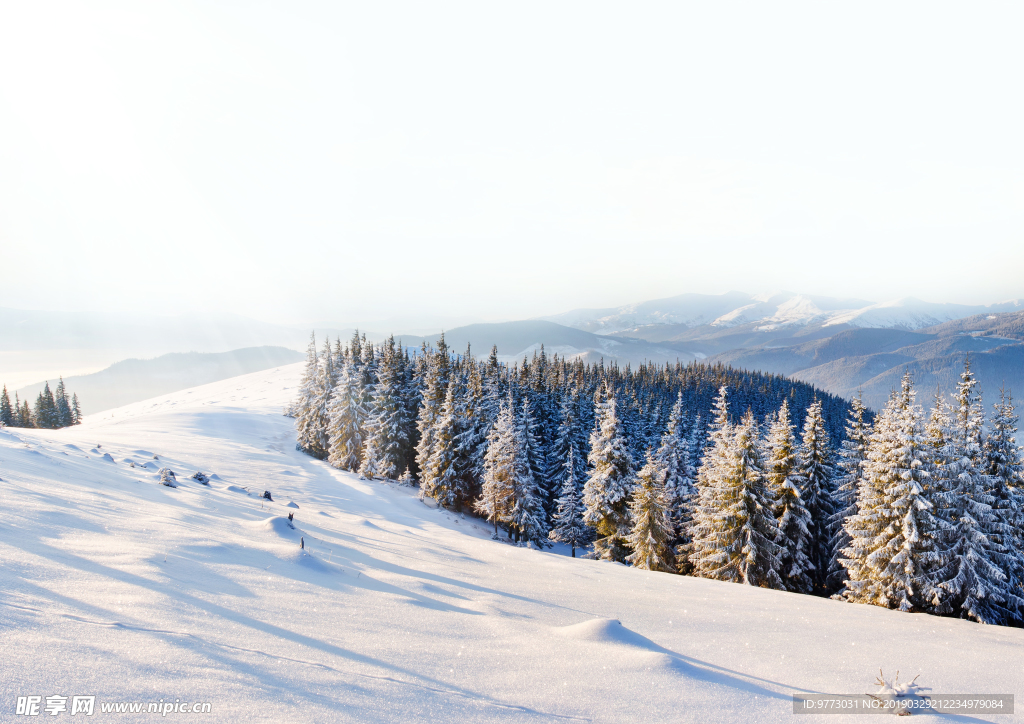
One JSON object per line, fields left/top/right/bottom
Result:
{"left": 191, "top": 471, "right": 210, "bottom": 485}
{"left": 262, "top": 490, "right": 273, "bottom": 501}
{"left": 159, "top": 468, "right": 177, "bottom": 487}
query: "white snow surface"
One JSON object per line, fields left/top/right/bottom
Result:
{"left": 2, "top": 363, "right": 1022, "bottom": 722}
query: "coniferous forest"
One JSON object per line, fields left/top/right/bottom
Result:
{"left": 0, "top": 379, "right": 82, "bottom": 429}
{"left": 291, "top": 332, "right": 1024, "bottom": 627}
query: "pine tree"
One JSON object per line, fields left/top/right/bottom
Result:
{"left": 654, "top": 391, "right": 696, "bottom": 571}
{"left": 33, "top": 382, "right": 58, "bottom": 429}
{"left": 291, "top": 332, "right": 319, "bottom": 419}
{"left": 422, "top": 378, "right": 474, "bottom": 509}
{"left": 0, "top": 386, "right": 12, "bottom": 427}
{"left": 582, "top": 386, "right": 635, "bottom": 562}
{"left": 296, "top": 338, "right": 333, "bottom": 459}
{"left": 327, "top": 356, "right": 368, "bottom": 471}
{"left": 359, "top": 337, "right": 411, "bottom": 480}
{"left": 984, "top": 389, "right": 1024, "bottom": 623}
{"left": 626, "top": 451, "right": 676, "bottom": 572}
{"left": 839, "top": 373, "right": 945, "bottom": 612}
{"left": 691, "top": 399, "right": 783, "bottom": 588}
{"left": 415, "top": 334, "right": 450, "bottom": 492}
{"left": 765, "top": 400, "right": 813, "bottom": 593}
{"left": 476, "top": 397, "right": 518, "bottom": 537}
{"left": 932, "top": 359, "right": 1023, "bottom": 624}
{"left": 54, "top": 377, "right": 72, "bottom": 428}
{"left": 71, "top": 393, "right": 82, "bottom": 425}
{"left": 15, "top": 394, "right": 33, "bottom": 427}
{"left": 827, "top": 393, "right": 870, "bottom": 591}
{"left": 548, "top": 447, "right": 589, "bottom": 556}
{"left": 797, "top": 399, "right": 837, "bottom": 593}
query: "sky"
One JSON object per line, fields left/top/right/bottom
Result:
{"left": 1, "top": 1, "right": 1022, "bottom": 326}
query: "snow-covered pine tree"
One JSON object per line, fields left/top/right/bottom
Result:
{"left": 326, "top": 356, "right": 368, "bottom": 470}
{"left": 476, "top": 396, "right": 517, "bottom": 537}
{"left": 0, "top": 386, "right": 13, "bottom": 427}
{"left": 691, "top": 399, "right": 783, "bottom": 588}
{"left": 422, "top": 373, "right": 479, "bottom": 510}
{"left": 296, "top": 338, "right": 334, "bottom": 459}
{"left": 33, "top": 382, "right": 57, "bottom": 429}
{"left": 765, "top": 399, "right": 813, "bottom": 594}
{"left": 359, "top": 337, "right": 410, "bottom": 480}
{"left": 838, "top": 373, "right": 944, "bottom": 612}
{"left": 797, "top": 399, "right": 837, "bottom": 593}
{"left": 508, "top": 398, "right": 549, "bottom": 546}
{"left": 16, "top": 395, "right": 33, "bottom": 427}
{"left": 548, "top": 447, "right": 589, "bottom": 556}
{"left": 54, "top": 377, "right": 72, "bottom": 428}
{"left": 291, "top": 332, "right": 318, "bottom": 419}
{"left": 626, "top": 451, "right": 676, "bottom": 573}
{"left": 582, "top": 386, "right": 635, "bottom": 562}
{"left": 414, "top": 334, "right": 450, "bottom": 492}
{"left": 932, "top": 359, "right": 1023, "bottom": 624}
{"left": 71, "top": 393, "right": 82, "bottom": 425}
{"left": 654, "top": 391, "right": 696, "bottom": 572}
{"left": 827, "top": 393, "right": 870, "bottom": 592}
{"left": 460, "top": 352, "right": 491, "bottom": 487}
{"left": 983, "top": 388, "right": 1024, "bottom": 622}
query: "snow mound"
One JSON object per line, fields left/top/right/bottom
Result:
{"left": 555, "top": 618, "right": 663, "bottom": 651}
{"left": 285, "top": 501, "right": 299, "bottom": 509}
{"left": 247, "top": 515, "right": 298, "bottom": 539}
{"left": 226, "top": 485, "right": 249, "bottom": 494}
{"left": 100, "top": 452, "right": 115, "bottom": 462}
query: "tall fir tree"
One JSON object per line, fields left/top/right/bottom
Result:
{"left": 983, "top": 388, "right": 1024, "bottom": 623}
{"left": 0, "top": 386, "right": 12, "bottom": 427}
{"left": 296, "top": 339, "right": 334, "bottom": 459}
{"left": 327, "top": 355, "right": 369, "bottom": 471}
{"left": 654, "top": 391, "right": 696, "bottom": 571}
{"left": 506, "top": 398, "right": 549, "bottom": 546}
{"left": 422, "top": 376, "right": 475, "bottom": 510}
{"left": 291, "top": 332, "right": 319, "bottom": 419}
{"left": 797, "top": 399, "right": 837, "bottom": 593}
{"left": 71, "top": 393, "right": 82, "bottom": 425}
{"left": 34, "top": 382, "right": 57, "bottom": 429}
{"left": 54, "top": 377, "right": 72, "bottom": 428}
{"left": 827, "top": 393, "right": 870, "bottom": 591}
{"left": 764, "top": 400, "right": 813, "bottom": 594}
{"left": 548, "top": 447, "right": 589, "bottom": 556}
{"left": 582, "top": 386, "right": 635, "bottom": 562}
{"left": 691, "top": 388, "right": 783, "bottom": 588}
{"left": 626, "top": 451, "right": 676, "bottom": 572}
{"left": 359, "top": 337, "right": 412, "bottom": 480}
{"left": 838, "top": 374, "right": 945, "bottom": 612}
{"left": 476, "top": 397, "right": 518, "bottom": 537}
{"left": 932, "top": 359, "right": 1023, "bottom": 624}
{"left": 415, "top": 334, "right": 450, "bottom": 491}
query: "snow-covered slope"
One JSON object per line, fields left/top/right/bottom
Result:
{"left": 2, "top": 365, "right": 1021, "bottom": 722}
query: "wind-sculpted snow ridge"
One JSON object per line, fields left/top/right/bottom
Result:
{"left": 1, "top": 364, "right": 1021, "bottom": 722}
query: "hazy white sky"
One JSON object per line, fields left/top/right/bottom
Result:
{"left": 1, "top": 1, "right": 1022, "bottom": 325}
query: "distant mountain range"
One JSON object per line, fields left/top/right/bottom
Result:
{"left": 706, "top": 312, "right": 1024, "bottom": 411}
{"left": 541, "top": 291, "right": 1023, "bottom": 337}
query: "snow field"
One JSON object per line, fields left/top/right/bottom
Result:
{"left": 1, "top": 363, "right": 1021, "bottom": 722}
